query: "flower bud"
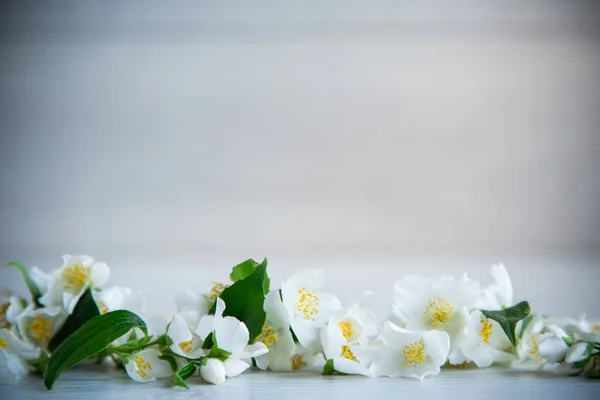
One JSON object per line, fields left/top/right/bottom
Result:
{"left": 200, "top": 358, "right": 226, "bottom": 385}
{"left": 565, "top": 342, "right": 589, "bottom": 364}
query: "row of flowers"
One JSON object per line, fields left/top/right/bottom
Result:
{"left": 1, "top": 255, "right": 599, "bottom": 388}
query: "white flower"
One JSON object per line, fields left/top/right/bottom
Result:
{"left": 458, "top": 310, "right": 514, "bottom": 368}
{"left": 200, "top": 358, "right": 226, "bottom": 384}
{"left": 125, "top": 348, "right": 174, "bottom": 383}
{"left": 280, "top": 270, "right": 342, "bottom": 350}
{"left": 391, "top": 274, "right": 479, "bottom": 364}
{"left": 38, "top": 255, "right": 110, "bottom": 313}
{"left": 195, "top": 298, "right": 268, "bottom": 382}
{"left": 320, "top": 321, "right": 375, "bottom": 377}
{"left": 254, "top": 290, "right": 296, "bottom": 371}
{"left": 167, "top": 314, "right": 205, "bottom": 359}
{"left": 0, "top": 290, "right": 24, "bottom": 332}
{"left": 371, "top": 321, "right": 450, "bottom": 380}
{"left": 537, "top": 325, "right": 571, "bottom": 364}
{"left": 0, "top": 328, "right": 39, "bottom": 385}
{"left": 92, "top": 286, "right": 145, "bottom": 315}
{"left": 476, "top": 264, "right": 513, "bottom": 310}
{"left": 15, "top": 306, "right": 66, "bottom": 349}
{"left": 515, "top": 315, "right": 545, "bottom": 365}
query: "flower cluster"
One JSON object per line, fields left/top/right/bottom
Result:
{"left": 1, "top": 256, "right": 599, "bottom": 389}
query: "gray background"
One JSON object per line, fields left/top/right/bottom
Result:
{"left": 1, "top": 1, "right": 599, "bottom": 319}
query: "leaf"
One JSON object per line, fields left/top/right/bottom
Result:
{"left": 481, "top": 301, "right": 531, "bottom": 347}
{"left": 48, "top": 289, "right": 100, "bottom": 351}
{"left": 44, "top": 310, "right": 147, "bottom": 389}
{"left": 322, "top": 359, "right": 335, "bottom": 375}
{"left": 207, "top": 346, "right": 232, "bottom": 362}
{"left": 172, "top": 362, "right": 197, "bottom": 389}
{"left": 229, "top": 257, "right": 270, "bottom": 294}
{"left": 213, "top": 262, "right": 269, "bottom": 342}
{"left": 230, "top": 259, "right": 259, "bottom": 282}
{"left": 202, "top": 332, "right": 214, "bottom": 350}
{"left": 7, "top": 261, "right": 42, "bottom": 306}
{"left": 159, "top": 355, "right": 179, "bottom": 372}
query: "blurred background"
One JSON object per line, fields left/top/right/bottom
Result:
{"left": 1, "top": 0, "right": 599, "bottom": 320}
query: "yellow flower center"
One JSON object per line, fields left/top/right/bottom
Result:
{"left": 402, "top": 339, "right": 426, "bottom": 367}
{"left": 295, "top": 287, "right": 319, "bottom": 321}
{"left": 97, "top": 300, "right": 109, "bottom": 315}
{"left": 254, "top": 323, "right": 278, "bottom": 350}
{"left": 424, "top": 297, "right": 455, "bottom": 329}
{"left": 61, "top": 264, "right": 90, "bottom": 293}
{"left": 479, "top": 317, "right": 493, "bottom": 345}
{"left": 209, "top": 282, "right": 226, "bottom": 302}
{"left": 135, "top": 355, "right": 153, "bottom": 379}
{"left": 340, "top": 345, "right": 357, "bottom": 361}
{"left": 338, "top": 320, "right": 353, "bottom": 340}
{"left": 529, "top": 334, "right": 544, "bottom": 362}
{"left": 29, "top": 316, "right": 53, "bottom": 344}
{"left": 290, "top": 354, "right": 307, "bottom": 371}
{"left": 0, "top": 302, "right": 11, "bottom": 329}
{"left": 592, "top": 325, "right": 600, "bottom": 335}
{"left": 179, "top": 339, "right": 194, "bottom": 353}
{"left": 0, "top": 337, "right": 7, "bottom": 349}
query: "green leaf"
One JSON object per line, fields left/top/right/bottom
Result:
{"left": 229, "top": 257, "right": 270, "bottom": 294}
{"left": 212, "top": 261, "right": 269, "bottom": 342}
{"left": 207, "top": 346, "right": 232, "bottom": 362}
{"left": 48, "top": 289, "right": 100, "bottom": 351}
{"left": 322, "top": 359, "right": 335, "bottom": 375}
{"left": 172, "top": 362, "right": 197, "bottom": 389}
{"left": 481, "top": 301, "right": 531, "bottom": 347}
{"left": 6, "top": 261, "right": 42, "bottom": 306}
{"left": 230, "top": 259, "right": 259, "bottom": 282}
{"left": 202, "top": 332, "right": 214, "bottom": 350}
{"left": 44, "top": 310, "right": 147, "bottom": 389}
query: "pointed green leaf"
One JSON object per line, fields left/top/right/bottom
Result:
{"left": 44, "top": 310, "right": 147, "bottom": 389}
{"left": 481, "top": 301, "right": 531, "bottom": 347}
{"left": 518, "top": 314, "right": 534, "bottom": 339}
{"left": 172, "top": 362, "right": 197, "bottom": 389}
{"left": 48, "top": 289, "right": 100, "bottom": 351}
{"left": 212, "top": 262, "right": 269, "bottom": 342}
{"left": 6, "top": 261, "right": 42, "bottom": 306}
{"left": 230, "top": 259, "right": 259, "bottom": 282}
{"left": 207, "top": 346, "right": 232, "bottom": 362}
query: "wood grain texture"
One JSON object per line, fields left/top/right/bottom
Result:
{"left": 2, "top": 363, "right": 599, "bottom": 400}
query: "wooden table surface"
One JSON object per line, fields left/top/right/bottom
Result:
{"left": 2, "top": 363, "right": 599, "bottom": 400}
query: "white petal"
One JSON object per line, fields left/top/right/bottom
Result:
{"left": 176, "top": 290, "right": 209, "bottom": 314}
{"left": 90, "top": 262, "right": 110, "bottom": 287}
{"left": 28, "top": 267, "right": 53, "bottom": 295}
{"left": 264, "top": 290, "right": 290, "bottom": 331}
{"left": 215, "top": 317, "right": 249, "bottom": 355}
{"left": 333, "top": 357, "right": 373, "bottom": 377}
{"left": 0, "top": 350, "right": 29, "bottom": 384}
{"left": 320, "top": 322, "right": 345, "bottom": 360}
{"left": 223, "top": 358, "right": 250, "bottom": 378}
{"left": 290, "top": 319, "right": 319, "bottom": 350}
{"left": 195, "top": 315, "right": 216, "bottom": 341}
{"left": 168, "top": 315, "right": 194, "bottom": 358}
{"left": 565, "top": 342, "right": 589, "bottom": 363}
{"left": 145, "top": 316, "right": 168, "bottom": 338}
{"left": 241, "top": 342, "right": 268, "bottom": 358}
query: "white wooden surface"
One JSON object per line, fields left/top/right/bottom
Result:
{"left": 1, "top": 363, "right": 599, "bottom": 400}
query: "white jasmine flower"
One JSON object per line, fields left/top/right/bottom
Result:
{"left": 0, "top": 291, "right": 24, "bottom": 331}
{"left": 167, "top": 314, "right": 205, "bottom": 359}
{"left": 175, "top": 289, "right": 210, "bottom": 316}
{"left": 125, "top": 348, "right": 173, "bottom": 383}
{"left": 15, "top": 306, "right": 65, "bottom": 349}
{"left": 92, "top": 286, "right": 145, "bottom": 315}
{"left": 200, "top": 358, "right": 226, "bottom": 384}
{"left": 320, "top": 321, "right": 375, "bottom": 377}
{"left": 537, "top": 325, "right": 571, "bottom": 364}
{"left": 38, "top": 255, "right": 110, "bottom": 314}
{"left": 254, "top": 291, "right": 296, "bottom": 371}
{"left": 476, "top": 264, "right": 513, "bottom": 310}
{"left": 515, "top": 315, "right": 546, "bottom": 365}
{"left": 195, "top": 298, "right": 268, "bottom": 382}
{"left": 371, "top": 321, "right": 450, "bottom": 380}
{"left": 391, "top": 274, "right": 479, "bottom": 364}
{"left": 458, "top": 310, "right": 514, "bottom": 368}
{"left": 280, "top": 270, "right": 342, "bottom": 350}
{"left": 0, "top": 328, "right": 39, "bottom": 385}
